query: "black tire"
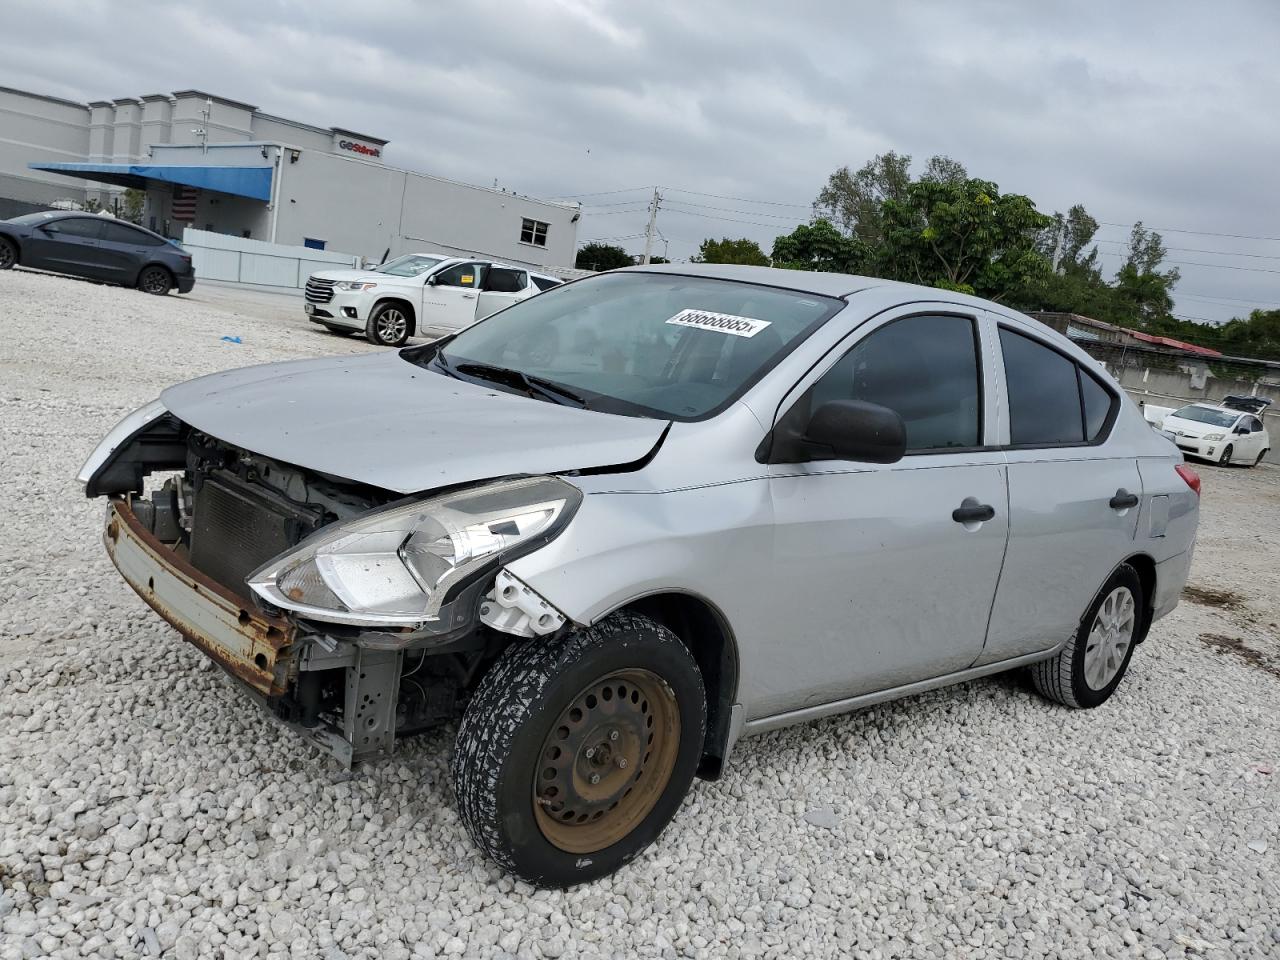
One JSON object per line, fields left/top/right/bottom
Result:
{"left": 137, "top": 265, "right": 172, "bottom": 296}
{"left": 365, "top": 302, "right": 411, "bottom": 347}
{"left": 452, "top": 613, "right": 705, "bottom": 887}
{"left": 1254, "top": 449, "right": 1268, "bottom": 468}
{"left": 0, "top": 236, "right": 16, "bottom": 270}
{"left": 1030, "top": 563, "right": 1143, "bottom": 709}
{"left": 1217, "top": 443, "right": 1233, "bottom": 466}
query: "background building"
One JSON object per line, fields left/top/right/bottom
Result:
{"left": 0, "top": 86, "right": 580, "bottom": 269}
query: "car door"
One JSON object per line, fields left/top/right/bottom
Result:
{"left": 476, "top": 266, "right": 529, "bottom": 320}
{"left": 977, "top": 320, "right": 1141, "bottom": 665}
{"left": 97, "top": 221, "right": 158, "bottom": 284}
{"left": 753, "top": 308, "right": 1011, "bottom": 718}
{"left": 421, "top": 261, "right": 487, "bottom": 331}
{"left": 25, "top": 217, "right": 106, "bottom": 276}
{"left": 1233, "top": 415, "right": 1265, "bottom": 460}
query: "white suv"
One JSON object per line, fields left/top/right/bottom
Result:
{"left": 305, "top": 254, "right": 563, "bottom": 346}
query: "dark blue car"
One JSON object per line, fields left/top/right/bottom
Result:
{"left": 0, "top": 211, "right": 195, "bottom": 295}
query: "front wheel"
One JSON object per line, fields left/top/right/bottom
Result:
{"left": 365, "top": 303, "right": 410, "bottom": 347}
{"left": 137, "top": 265, "right": 172, "bottom": 295}
{"left": 1030, "top": 564, "right": 1143, "bottom": 709}
{"left": 452, "top": 613, "right": 705, "bottom": 887}
{"left": 0, "top": 236, "right": 16, "bottom": 270}
{"left": 1218, "top": 443, "right": 1233, "bottom": 466}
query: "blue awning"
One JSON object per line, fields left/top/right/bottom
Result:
{"left": 29, "top": 162, "right": 273, "bottom": 202}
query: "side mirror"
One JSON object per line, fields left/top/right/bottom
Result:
{"left": 761, "top": 399, "right": 907, "bottom": 464}
{"left": 1233, "top": 425, "right": 1249, "bottom": 435}
{"left": 425, "top": 274, "right": 439, "bottom": 286}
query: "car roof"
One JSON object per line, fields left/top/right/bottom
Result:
{"left": 1178, "top": 402, "right": 1239, "bottom": 414}
{"left": 620, "top": 262, "right": 1019, "bottom": 308}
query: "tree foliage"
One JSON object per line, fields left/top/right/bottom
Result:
{"left": 692, "top": 237, "right": 770, "bottom": 266}
{"left": 812, "top": 151, "right": 914, "bottom": 245}
{"left": 575, "top": 242, "right": 633, "bottom": 271}
{"left": 876, "top": 178, "right": 1052, "bottom": 301}
{"left": 770, "top": 219, "right": 868, "bottom": 273}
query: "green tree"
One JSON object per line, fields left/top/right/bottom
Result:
{"left": 121, "top": 188, "right": 146, "bottom": 224}
{"left": 1111, "top": 222, "right": 1180, "bottom": 328}
{"left": 812, "top": 151, "right": 913, "bottom": 244}
{"left": 691, "top": 237, "right": 770, "bottom": 266}
{"left": 771, "top": 219, "right": 868, "bottom": 272}
{"left": 575, "top": 242, "right": 633, "bottom": 271}
{"left": 876, "top": 178, "right": 1053, "bottom": 301}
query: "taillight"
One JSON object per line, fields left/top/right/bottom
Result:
{"left": 1175, "top": 463, "right": 1201, "bottom": 496}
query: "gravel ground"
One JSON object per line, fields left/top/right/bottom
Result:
{"left": 1, "top": 267, "right": 1278, "bottom": 960}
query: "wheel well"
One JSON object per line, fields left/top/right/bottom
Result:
{"left": 374, "top": 297, "right": 416, "bottom": 335}
{"left": 0, "top": 231, "right": 20, "bottom": 255}
{"left": 621, "top": 592, "right": 739, "bottom": 781}
{"left": 1123, "top": 553, "right": 1157, "bottom": 644}
{"left": 137, "top": 262, "right": 174, "bottom": 284}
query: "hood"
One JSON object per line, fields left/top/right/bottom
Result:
{"left": 310, "top": 268, "right": 381, "bottom": 283}
{"left": 1162, "top": 415, "right": 1231, "bottom": 437}
{"left": 161, "top": 352, "right": 668, "bottom": 494}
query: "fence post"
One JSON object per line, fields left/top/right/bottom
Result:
{"left": 237, "top": 251, "right": 243, "bottom": 283}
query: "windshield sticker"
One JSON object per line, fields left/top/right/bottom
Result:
{"left": 666, "top": 308, "right": 771, "bottom": 338}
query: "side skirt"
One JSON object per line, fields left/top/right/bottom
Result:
{"left": 737, "top": 645, "right": 1064, "bottom": 740}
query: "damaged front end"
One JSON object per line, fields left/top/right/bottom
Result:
{"left": 81, "top": 401, "right": 578, "bottom": 767}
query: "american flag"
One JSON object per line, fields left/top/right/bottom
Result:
{"left": 171, "top": 185, "right": 198, "bottom": 222}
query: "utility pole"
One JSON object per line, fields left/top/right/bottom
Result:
{"left": 1050, "top": 217, "right": 1065, "bottom": 274}
{"left": 642, "top": 188, "right": 662, "bottom": 264}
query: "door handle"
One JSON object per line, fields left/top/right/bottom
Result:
{"left": 952, "top": 499, "right": 995, "bottom": 524}
{"left": 461, "top": 293, "right": 476, "bottom": 299}
{"left": 1109, "top": 489, "right": 1139, "bottom": 510}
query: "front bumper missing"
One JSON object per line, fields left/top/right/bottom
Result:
{"left": 103, "top": 498, "right": 296, "bottom": 695}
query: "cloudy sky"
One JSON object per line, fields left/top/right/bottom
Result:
{"left": 5, "top": 0, "right": 1279, "bottom": 322}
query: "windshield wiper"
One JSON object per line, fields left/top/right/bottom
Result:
{"left": 452, "top": 360, "right": 589, "bottom": 409}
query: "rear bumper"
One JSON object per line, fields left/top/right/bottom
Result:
{"left": 1152, "top": 547, "right": 1194, "bottom": 621}
{"left": 176, "top": 274, "right": 196, "bottom": 293}
{"left": 103, "top": 498, "right": 295, "bottom": 695}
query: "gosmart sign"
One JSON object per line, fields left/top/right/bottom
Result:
{"left": 338, "top": 139, "right": 381, "bottom": 158}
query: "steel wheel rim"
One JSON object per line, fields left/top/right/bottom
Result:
{"left": 533, "top": 668, "right": 680, "bottom": 854}
{"left": 377, "top": 310, "right": 407, "bottom": 342}
{"left": 142, "top": 269, "right": 166, "bottom": 293}
{"left": 1083, "top": 586, "right": 1136, "bottom": 691}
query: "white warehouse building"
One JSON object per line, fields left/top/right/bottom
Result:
{"left": 0, "top": 86, "right": 580, "bottom": 269}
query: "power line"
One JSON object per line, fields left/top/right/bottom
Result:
{"left": 661, "top": 185, "right": 812, "bottom": 210}
{"left": 661, "top": 200, "right": 802, "bottom": 222}
{"left": 1097, "top": 221, "right": 1280, "bottom": 244}
{"left": 1093, "top": 238, "right": 1280, "bottom": 262}
{"left": 552, "top": 186, "right": 653, "bottom": 199}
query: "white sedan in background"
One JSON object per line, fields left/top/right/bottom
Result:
{"left": 1157, "top": 401, "right": 1271, "bottom": 466}
{"left": 304, "top": 254, "right": 564, "bottom": 347}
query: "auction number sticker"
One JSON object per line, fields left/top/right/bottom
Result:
{"left": 665, "top": 308, "right": 771, "bottom": 338}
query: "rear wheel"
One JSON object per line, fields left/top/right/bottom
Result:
{"left": 1217, "top": 443, "right": 1233, "bottom": 465}
{"left": 137, "top": 265, "right": 172, "bottom": 296}
{"left": 452, "top": 613, "right": 705, "bottom": 887}
{"left": 365, "top": 303, "right": 410, "bottom": 347}
{"left": 0, "top": 236, "right": 16, "bottom": 270}
{"left": 1030, "top": 564, "right": 1143, "bottom": 709}
{"left": 1254, "top": 449, "right": 1268, "bottom": 468}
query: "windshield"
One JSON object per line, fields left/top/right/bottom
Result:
{"left": 374, "top": 254, "right": 445, "bottom": 277}
{"left": 1172, "top": 405, "right": 1238, "bottom": 428}
{"left": 424, "top": 272, "right": 842, "bottom": 420}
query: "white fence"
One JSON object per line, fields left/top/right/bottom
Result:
{"left": 181, "top": 229, "right": 359, "bottom": 290}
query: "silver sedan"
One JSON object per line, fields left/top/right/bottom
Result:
{"left": 80, "top": 264, "right": 1200, "bottom": 887}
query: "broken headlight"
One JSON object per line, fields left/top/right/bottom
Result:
{"left": 247, "top": 476, "right": 581, "bottom": 627}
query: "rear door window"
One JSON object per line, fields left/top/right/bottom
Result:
{"left": 1000, "top": 328, "right": 1085, "bottom": 445}
{"left": 484, "top": 268, "right": 527, "bottom": 293}
{"left": 101, "top": 222, "right": 162, "bottom": 246}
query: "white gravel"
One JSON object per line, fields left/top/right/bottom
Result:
{"left": 2, "top": 267, "right": 1279, "bottom": 960}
